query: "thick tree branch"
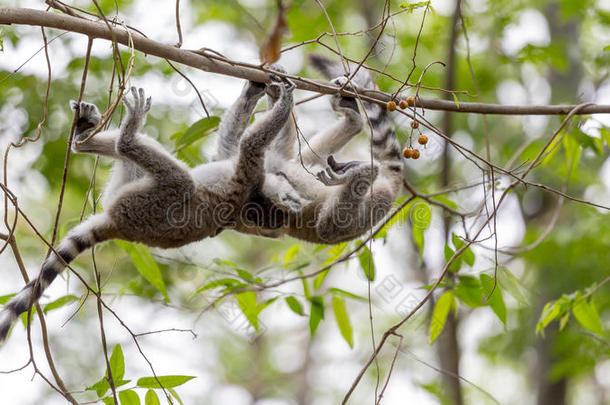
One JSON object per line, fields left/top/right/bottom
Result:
{"left": 1, "top": 7, "right": 610, "bottom": 115}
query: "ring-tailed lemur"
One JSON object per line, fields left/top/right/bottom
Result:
{"left": 0, "top": 76, "right": 297, "bottom": 343}
{"left": 227, "top": 55, "right": 404, "bottom": 243}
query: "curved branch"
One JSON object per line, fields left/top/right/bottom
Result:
{"left": 2, "top": 7, "right": 610, "bottom": 116}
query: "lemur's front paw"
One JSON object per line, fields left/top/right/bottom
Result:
{"left": 70, "top": 101, "right": 101, "bottom": 135}
{"left": 331, "top": 76, "right": 351, "bottom": 88}
{"left": 330, "top": 76, "right": 359, "bottom": 113}
{"left": 122, "top": 87, "right": 152, "bottom": 117}
{"left": 316, "top": 156, "right": 378, "bottom": 186}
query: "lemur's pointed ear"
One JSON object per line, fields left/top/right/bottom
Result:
{"left": 69, "top": 100, "right": 79, "bottom": 110}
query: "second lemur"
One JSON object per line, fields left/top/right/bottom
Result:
{"left": 219, "top": 55, "right": 404, "bottom": 243}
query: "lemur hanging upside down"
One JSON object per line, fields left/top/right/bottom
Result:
{"left": 0, "top": 56, "right": 403, "bottom": 343}
{"left": 0, "top": 76, "right": 296, "bottom": 343}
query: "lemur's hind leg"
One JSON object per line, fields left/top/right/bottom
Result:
{"left": 234, "top": 77, "right": 295, "bottom": 189}
{"left": 262, "top": 68, "right": 312, "bottom": 212}
{"left": 214, "top": 81, "right": 266, "bottom": 161}
{"left": 116, "top": 87, "right": 193, "bottom": 189}
{"left": 265, "top": 65, "right": 298, "bottom": 159}
{"left": 299, "top": 76, "right": 364, "bottom": 166}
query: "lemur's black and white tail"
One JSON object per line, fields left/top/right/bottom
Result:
{"left": 308, "top": 55, "right": 403, "bottom": 172}
{"left": 0, "top": 214, "right": 114, "bottom": 343}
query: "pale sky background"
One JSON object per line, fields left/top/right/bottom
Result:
{"left": 1, "top": 0, "right": 610, "bottom": 404}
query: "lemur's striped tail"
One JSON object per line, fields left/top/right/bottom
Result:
{"left": 308, "top": 54, "right": 403, "bottom": 171}
{"left": 0, "top": 213, "right": 114, "bottom": 343}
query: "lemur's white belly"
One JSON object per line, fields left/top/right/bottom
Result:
{"left": 190, "top": 160, "right": 235, "bottom": 188}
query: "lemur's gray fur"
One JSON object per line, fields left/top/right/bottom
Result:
{"left": 0, "top": 77, "right": 295, "bottom": 343}
{"left": 229, "top": 55, "right": 404, "bottom": 244}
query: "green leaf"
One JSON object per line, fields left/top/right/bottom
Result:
{"left": 497, "top": 267, "right": 528, "bottom": 305}
{"left": 301, "top": 277, "right": 311, "bottom": 300}
{"left": 576, "top": 131, "right": 603, "bottom": 156}
{"left": 86, "top": 378, "right": 110, "bottom": 397}
{"left": 19, "top": 306, "right": 37, "bottom": 329}
{"left": 195, "top": 278, "right": 245, "bottom": 294}
{"left": 323, "top": 242, "right": 348, "bottom": 264}
{"left": 454, "top": 276, "right": 483, "bottom": 307}
{"left": 0, "top": 293, "right": 16, "bottom": 305}
{"left": 429, "top": 291, "right": 454, "bottom": 344}
{"left": 283, "top": 245, "right": 300, "bottom": 264}
{"left": 480, "top": 274, "right": 506, "bottom": 325}
{"left": 285, "top": 296, "right": 305, "bottom": 316}
{"left": 172, "top": 116, "right": 220, "bottom": 148}
{"left": 313, "top": 269, "right": 330, "bottom": 289}
{"left": 257, "top": 297, "right": 278, "bottom": 313}
{"left": 412, "top": 202, "right": 431, "bottom": 259}
{"left": 563, "top": 131, "right": 582, "bottom": 180}
{"left": 332, "top": 296, "right": 354, "bottom": 348}
{"left": 145, "top": 390, "right": 160, "bottom": 405}
{"left": 116, "top": 241, "right": 168, "bottom": 301}
{"left": 537, "top": 300, "right": 561, "bottom": 336}
{"left": 452, "top": 93, "right": 460, "bottom": 108}
{"left": 559, "top": 312, "right": 570, "bottom": 331}
{"left": 136, "top": 375, "right": 196, "bottom": 389}
{"left": 431, "top": 195, "right": 458, "bottom": 210}
{"left": 43, "top": 295, "right": 79, "bottom": 314}
{"left": 118, "top": 389, "right": 140, "bottom": 405}
{"left": 400, "top": 1, "right": 431, "bottom": 12}
{"left": 235, "top": 268, "right": 256, "bottom": 282}
{"left": 572, "top": 300, "right": 604, "bottom": 335}
{"left": 463, "top": 248, "right": 475, "bottom": 267}
{"left": 237, "top": 291, "right": 259, "bottom": 331}
{"left": 358, "top": 246, "right": 375, "bottom": 281}
{"left": 451, "top": 234, "right": 474, "bottom": 266}
{"left": 109, "top": 344, "right": 126, "bottom": 382}
{"left": 601, "top": 127, "right": 610, "bottom": 146}
{"left": 102, "top": 398, "right": 114, "bottom": 405}
{"left": 309, "top": 296, "right": 325, "bottom": 336}
{"left": 86, "top": 377, "right": 130, "bottom": 398}
{"left": 328, "top": 288, "right": 367, "bottom": 301}
{"left": 444, "top": 244, "right": 462, "bottom": 272}
{"left": 168, "top": 388, "right": 184, "bottom": 405}
{"left": 604, "top": 44, "right": 610, "bottom": 51}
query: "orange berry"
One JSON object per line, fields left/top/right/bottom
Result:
{"left": 402, "top": 147, "right": 413, "bottom": 159}
{"left": 410, "top": 120, "right": 419, "bottom": 129}
{"left": 418, "top": 135, "right": 428, "bottom": 145}
{"left": 399, "top": 99, "right": 408, "bottom": 109}
{"left": 386, "top": 100, "right": 397, "bottom": 111}
{"left": 406, "top": 96, "right": 416, "bottom": 106}
{"left": 412, "top": 149, "right": 420, "bottom": 159}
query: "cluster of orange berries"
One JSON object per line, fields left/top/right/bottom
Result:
{"left": 386, "top": 96, "right": 416, "bottom": 111}
{"left": 402, "top": 132, "right": 428, "bottom": 159}
{"left": 385, "top": 96, "right": 429, "bottom": 160}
